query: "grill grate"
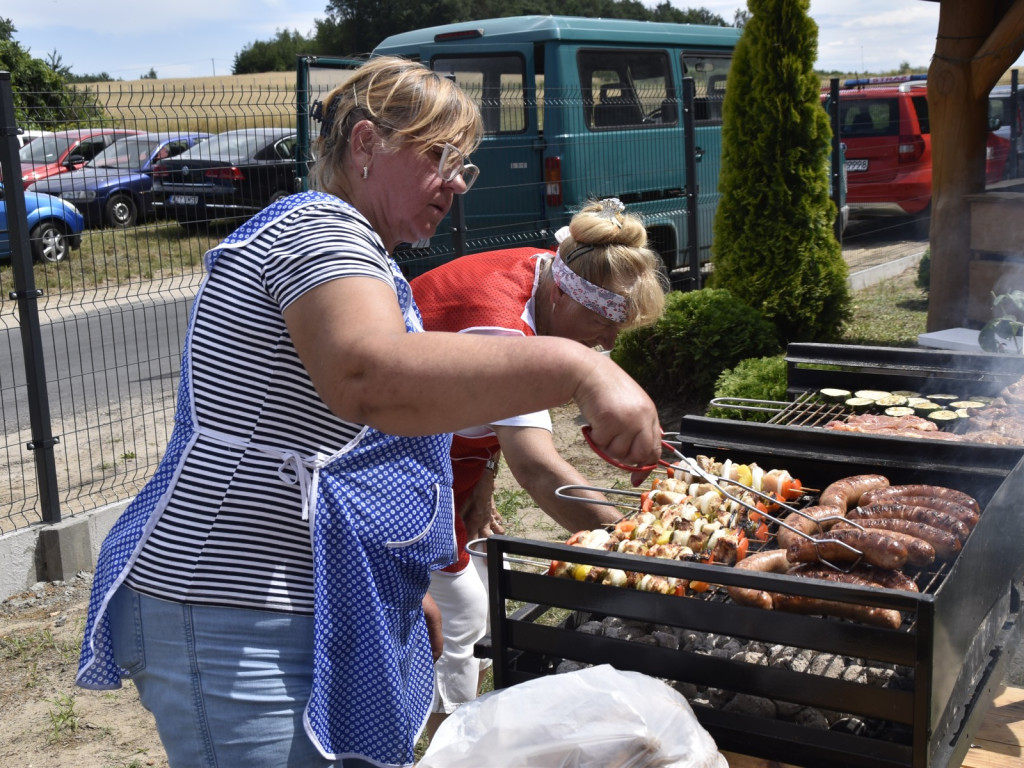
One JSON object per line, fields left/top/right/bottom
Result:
{"left": 710, "top": 390, "right": 852, "bottom": 428}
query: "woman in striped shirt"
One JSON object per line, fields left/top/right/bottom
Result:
{"left": 76, "top": 56, "right": 662, "bottom": 768}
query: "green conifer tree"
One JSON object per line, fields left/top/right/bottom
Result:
{"left": 708, "top": 0, "right": 850, "bottom": 343}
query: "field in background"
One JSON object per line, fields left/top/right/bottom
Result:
{"left": 76, "top": 64, "right": 1018, "bottom": 135}
{"left": 75, "top": 70, "right": 355, "bottom": 134}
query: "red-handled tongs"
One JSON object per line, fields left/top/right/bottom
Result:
{"left": 578, "top": 426, "right": 864, "bottom": 570}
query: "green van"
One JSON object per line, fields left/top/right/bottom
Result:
{"left": 299, "top": 15, "right": 741, "bottom": 283}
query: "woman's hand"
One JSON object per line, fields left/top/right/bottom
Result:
{"left": 422, "top": 593, "right": 444, "bottom": 662}
{"left": 461, "top": 462, "right": 505, "bottom": 541}
{"left": 572, "top": 353, "right": 661, "bottom": 471}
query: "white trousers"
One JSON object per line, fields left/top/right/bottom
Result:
{"left": 428, "top": 557, "right": 492, "bottom": 713}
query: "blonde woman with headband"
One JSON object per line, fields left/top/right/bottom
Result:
{"left": 411, "top": 198, "right": 668, "bottom": 737}
{"left": 76, "top": 59, "right": 662, "bottom": 768}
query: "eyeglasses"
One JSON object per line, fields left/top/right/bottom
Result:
{"left": 436, "top": 143, "right": 479, "bottom": 193}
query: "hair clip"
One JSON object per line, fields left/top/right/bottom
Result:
{"left": 309, "top": 97, "right": 339, "bottom": 139}
{"left": 596, "top": 197, "right": 625, "bottom": 227}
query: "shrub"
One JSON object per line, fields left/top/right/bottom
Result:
{"left": 706, "top": 355, "right": 789, "bottom": 422}
{"left": 611, "top": 288, "right": 782, "bottom": 410}
{"left": 708, "top": 0, "right": 851, "bottom": 344}
{"left": 916, "top": 248, "right": 930, "bottom": 291}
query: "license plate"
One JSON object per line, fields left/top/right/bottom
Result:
{"left": 845, "top": 159, "right": 869, "bottom": 172}
{"left": 169, "top": 195, "right": 199, "bottom": 205}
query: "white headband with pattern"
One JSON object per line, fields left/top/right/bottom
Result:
{"left": 551, "top": 255, "right": 628, "bottom": 323}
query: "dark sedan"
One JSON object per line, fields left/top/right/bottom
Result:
{"left": 27, "top": 132, "right": 209, "bottom": 228}
{"left": 151, "top": 127, "right": 299, "bottom": 228}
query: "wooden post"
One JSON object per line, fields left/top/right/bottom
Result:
{"left": 926, "top": 0, "right": 992, "bottom": 332}
{"left": 926, "top": 0, "right": 1024, "bottom": 332}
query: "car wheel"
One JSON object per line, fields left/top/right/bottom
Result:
{"left": 29, "top": 221, "right": 71, "bottom": 263}
{"left": 105, "top": 193, "right": 138, "bottom": 228}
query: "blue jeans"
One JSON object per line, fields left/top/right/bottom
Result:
{"left": 108, "top": 585, "right": 378, "bottom": 768}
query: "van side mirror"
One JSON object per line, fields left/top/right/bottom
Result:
{"left": 989, "top": 116, "right": 1002, "bottom": 131}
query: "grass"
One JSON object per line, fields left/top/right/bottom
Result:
{"left": 46, "top": 693, "right": 80, "bottom": 743}
{"left": 841, "top": 263, "right": 929, "bottom": 346}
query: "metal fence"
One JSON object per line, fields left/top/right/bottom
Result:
{"left": 0, "top": 76, "right": 304, "bottom": 534}
{"left": 0, "top": 72, "right": 843, "bottom": 534}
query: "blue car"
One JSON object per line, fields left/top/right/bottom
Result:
{"left": 27, "top": 131, "right": 208, "bottom": 228}
{"left": 0, "top": 182, "right": 85, "bottom": 263}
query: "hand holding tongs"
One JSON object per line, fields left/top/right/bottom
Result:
{"left": 581, "top": 426, "right": 801, "bottom": 516}
{"left": 579, "top": 426, "right": 865, "bottom": 571}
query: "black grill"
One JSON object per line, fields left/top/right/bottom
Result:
{"left": 478, "top": 344, "right": 1024, "bottom": 768}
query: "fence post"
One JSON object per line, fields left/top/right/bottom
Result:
{"left": 446, "top": 73, "right": 468, "bottom": 259}
{"left": 1011, "top": 69, "right": 1019, "bottom": 180}
{"left": 682, "top": 77, "right": 701, "bottom": 290}
{"left": 829, "top": 78, "right": 844, "bottom": 245}
{"left": 0, "top": 72, "right": 62, "bottom": 524}
{"left": 296, "top": 55, "right": 313, "bottom": 192}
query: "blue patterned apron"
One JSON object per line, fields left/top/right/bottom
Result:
{"left": 77, "top": 192, "right": 456, "bottom": 767}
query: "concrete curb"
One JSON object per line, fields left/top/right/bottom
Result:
{"left": 847, "top": 250, "right": 926, "bottom": 290}
{"left": 0, "top": 500, "right": 128, "bottom": 601}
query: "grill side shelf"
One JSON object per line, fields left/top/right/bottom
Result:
{"left": 785, "top": 342, "right": 1024, "bottom": 396}
{"left": 676, "top": 414, "right": 1021, "bottom": 477}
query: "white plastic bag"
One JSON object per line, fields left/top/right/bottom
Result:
{"left": 418, "top": 665, "right": 727, "bottom": 768}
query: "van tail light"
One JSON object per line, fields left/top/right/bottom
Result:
{"left": 205, "top": 167, "right": 245, "bottom": 181}
{"left": 545, "top": 156, "right": 562, "bottom": 207}
{"left": 898, "top": 135, "right": 926, "bottom": 163}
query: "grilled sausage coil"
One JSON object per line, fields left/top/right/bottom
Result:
{"left": 832, "top": 522, "right": 935, "bottom": 567}
{"left": 860, "top": 484, "right": 981, "bottom": 517}
{"left": 770, "top": 592, "right": 903, "bottom": 629}
{"left": 786, "top": 527, "right": 909, "bottom": 570}
{"left": 787, "top": 563, "right": 918, "bottom": 592}
{"left": 859, "top": 491, "right": 979, "bottom": 529}
{"left": 776, "top": 505, "right": 845, "bottom": 551}
{"left": 848, "top": 503, "right": 970, "bottom": 542}
{"left": 727, "top": 548, "right": 790, "bottom": 610}
{"left": 835, "top": 517, "right": 961, "bottom": 560}
{"left": 818, "top": 474, "right": 890, "bottom": 512}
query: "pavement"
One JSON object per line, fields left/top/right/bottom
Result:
{"left": 840, "top": 211, "right": 929, "bottom": 286}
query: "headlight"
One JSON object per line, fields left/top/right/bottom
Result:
{"left": 62, "top": 190, "right": 96, "bottom": 202}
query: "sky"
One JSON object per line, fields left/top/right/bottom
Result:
{"left": 8, "top": 0, "right": 1020, "bottom": 82}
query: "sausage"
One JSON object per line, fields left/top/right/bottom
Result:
{"left": 848, "top": 503, "right": 970, "bottom": 542}
{"left": 786, "top": 527, "right": 909, "bottom": 570}
{"left": 776, "top": 505, "right": 845, "bottom": 551}
{"left": 835, "top": 517, "right": 961, "bottom": 560}
{"left": 726, "top": 548, "right": 789, "bottom": 610}
{"left": 832, "top": 521, "right": 935, "bottom": 568}
{"left": 860, "top": 484, "right": 981, "bottom": 517}
{"left": 859, "top": 491, "right": 979, "bottom": 529}
{"left": 787, "top": 563, "right": 919, "bottom": 592}
{"left": 818, "top": 474, "right": 890, "bottom": 512}
{"left": 771, "top": 593, "right": 904, "bottom": 629}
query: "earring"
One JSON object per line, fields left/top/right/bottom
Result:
{"left": 362, "top": 166, "right": 368, "bottom": 180}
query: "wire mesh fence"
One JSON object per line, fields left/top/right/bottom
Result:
{"left": 0, "top": 72, "right": 846, "bottom": 534}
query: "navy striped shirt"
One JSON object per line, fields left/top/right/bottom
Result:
{"left": 126, "top": 202, "right": 394, "bottom": 614}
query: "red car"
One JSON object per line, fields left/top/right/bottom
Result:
{"left": 830, "top": 78, "right": 1010, "bottom": 216}
{"left": 15, "top": 128, "right": 141, "bottom": 189}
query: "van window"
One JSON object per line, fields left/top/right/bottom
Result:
{"left": 839, "top": 98, "right": 899, "bottom": 136}
{"left": 683, "top": 54, "right": 731, "bottom": 123}
{"left": 433, "top": 55, "right": 527, "bottom": 135}
{"left": 911, "top": 96, "right": 930, "bottom": 134}
{"left": 577, "top": 50, "right": 673, "bottom": 130}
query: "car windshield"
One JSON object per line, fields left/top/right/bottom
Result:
{"left": 19, "top": 135, "right": 75, "bottom": 165}
{"left": 175, "top": 131, "right": 275, "bottom": 162}
{"left": 89, "top": 137, "right": 160, "bottom": 170}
